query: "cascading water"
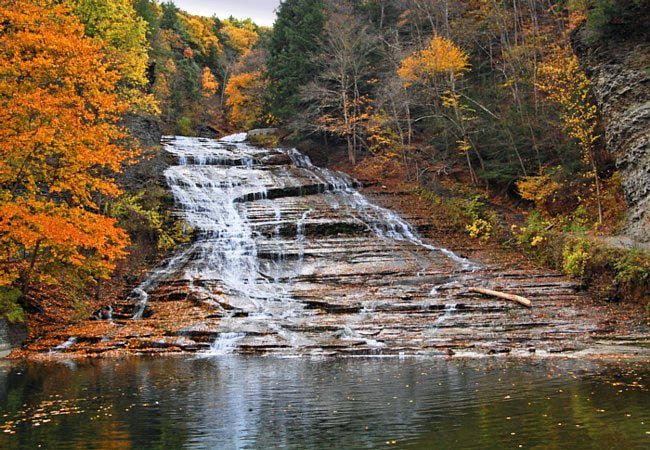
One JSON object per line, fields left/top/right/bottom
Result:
{"left": 281, "top": 148, "right": 477, "bottom": 269}
{"left": 205, "top": 332, "right": 246, "bottom": 356}
{"left": 40, "top": 133, "right": 616, "bottom": 358}
{"left": 128, "top": 134, "right": 476, "bottom": 354}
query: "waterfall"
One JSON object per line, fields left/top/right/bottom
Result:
{"left": 50, "top": 337, "right": 77, "bottom": 353}
{"left": 127, "top": 134, "right": 475, "bottom": 354}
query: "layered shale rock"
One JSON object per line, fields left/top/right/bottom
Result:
{"left": 574, "top": 18, "right": 650, "bottom": 242}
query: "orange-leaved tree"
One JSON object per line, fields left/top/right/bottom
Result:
{"left": 225, "top": 70, "right": 267, "bottom": 129}
{"left": 201, "top": 67, "right": 220, "bottom": 98}
{"left": 0, "top": 0, "right": 133, "bottom": 316}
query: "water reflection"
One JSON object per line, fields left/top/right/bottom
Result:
{"left": 1, "top": 357, "right": 649, "bottom": 449}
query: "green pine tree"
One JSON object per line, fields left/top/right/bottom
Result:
{"left": 266, "top": 0, "right": 325, "bottom": 121}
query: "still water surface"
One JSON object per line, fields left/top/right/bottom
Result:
{"left": 1, "top": 357, "right": 649, "bottom": 449}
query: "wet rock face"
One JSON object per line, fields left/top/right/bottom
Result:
{"left": 25, "top": 135, "right": 650, "bottom": 358}
{"left": 0, "top": 320, "right": 27, "bottom": 357}
{"left": 574, "top": 30, "right": 650, "bottom": 242}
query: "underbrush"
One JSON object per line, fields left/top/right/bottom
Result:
{"left": 247, "top": 133, "right": 280, "bottom": 148}
{"left": 414, "top": 187, "right": 502, "bottom": 242}
{"left": 515, "top": 213, "right": 649, "bottom": 304}
{"left": 415, "top": 184, "right": 649, "bottom": 306}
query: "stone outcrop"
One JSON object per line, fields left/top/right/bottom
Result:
{"left": 247, "top": 128, "right": 280, "bottom": 137}
{"left": 0, "top": 320, "right": 27, "bottom": 357}
{"left": 574, "top": 20, "right": 650, "bottom": 242}
{"left": 123, "top": 113, "right": 162, "bottom": 149}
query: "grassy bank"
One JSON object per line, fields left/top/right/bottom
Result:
{"left": 514, "top": 218, "right": 650, "bottom": 305}
{"left": 414, "top": 185, "right": 649, "bottom": 307}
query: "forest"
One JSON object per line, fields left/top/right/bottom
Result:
{"left": 0, "top": 0, "right": 648, "bottom": 324}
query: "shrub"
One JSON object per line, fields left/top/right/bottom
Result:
{"left": 0, "top": 287, "right": 24, "bottom": 323}
{"left": 176, "top": 116, "right": 193, "bottom": 136}
{"left": 514, "top": 211, "right": 550, "bottom": 252}
{"left": 562, "top": 238, "right": 592, "bottom": 281}
{"left": 466, "top": 219, "right": 492, "bottom": 241}
{"left": 614, "top": 250, "right": 650, "bottom": 299}
{"left": 462, "top": 195, "right": 499, "bottom": 241}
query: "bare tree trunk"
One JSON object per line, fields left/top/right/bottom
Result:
{"left": 590, "top": 154, "right": 603, "bottom": 224}
{"left": 342, "top": 88, "right": 355, "bottom": 165}
{"left": 466, "top": 150, "right": 478, "bottom": 185}
{"left": 347, "top": 136, "right": 355, "bottom": 165}
{"left": 20, "top": 239, "right": 42, "bottom": 298}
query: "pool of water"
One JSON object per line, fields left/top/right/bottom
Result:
{"left": 1, "top": 357, "right": 649, "bottom": 449}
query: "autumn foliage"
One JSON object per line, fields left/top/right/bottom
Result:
{"left": 0, "top": 0, "right": 133, "bottom": 309}
{"left": 225, "top": 70, "right": 268, "bottom": 129}
{"left": 535, "top": 45, "right": 603, "bottom": 222}
{"left": 201, "top": 68, "right": 220, "bottom": 98}
{"left": 398, "top": 36, "right": 470, "bottom": 85}
{"left": 222, "top": 22, "right": 259, "bottom": 53}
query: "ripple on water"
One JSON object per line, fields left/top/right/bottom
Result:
{"left": 1, "top": 357, "right": 650, "bottom": 449}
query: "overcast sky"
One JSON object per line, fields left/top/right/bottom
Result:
{"left": 172, "top": 0, "right": 281, "bottom": 26}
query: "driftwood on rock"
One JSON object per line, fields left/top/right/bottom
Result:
{"left": 468, "top": 287, "right": 532, "bottom": 308}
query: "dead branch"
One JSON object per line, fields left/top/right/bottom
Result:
{"left": 469, "top": 287, "right": 532, "bottom": 308}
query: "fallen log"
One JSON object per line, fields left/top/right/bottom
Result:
{"left": 468, "top": 287, "right": 532, "bottom": 308}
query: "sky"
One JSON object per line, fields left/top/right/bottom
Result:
{"left": 171, "top": 0, "right": 281, "bottom": 26}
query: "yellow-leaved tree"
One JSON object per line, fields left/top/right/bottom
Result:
{"left": 536, "top": 45, "right": 603, "bottom": 223}
{"left": 66, "top": 0, "right": 157, "bottom": 113}
{"left": 179, "top": 13, "right": 222, "bottom": 55}
{"left": 398, "top": 36, "right": 482, "bottom": 183}
{"left": 0, "top": 0, "right": 133, "bottom": 318}
{"left": 398, "top": 35, "right": 470, "bottom": 86}
{"left": 222, "top": 21, "right": 259, "bottom": 54}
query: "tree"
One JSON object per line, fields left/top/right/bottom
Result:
{"left": 179, "top": 13, "right": 222, "bottom": 56}
{"left": 222, "top": 20, "right": 259, "bottom": 53}
{"left": 133, "top": 0, "right": 162, "bottom": 35}
{"left": 398, "top": 35, "right": 470, "bottom": 85}
{"left": 199, "top": 67, "right": 222, "bottom": 127}
{"left": 213, "top": 18, "right": 260, "bottom": 115}
{"left": 266, "top": 0, "right": 326, "bottom": 120}
{"left": 0, "top": 0, "right": 132, "bottom": 313}
{"left": 536, "top": 45, "right": 603, "bottom": 223}
{"left": 160, "top": 1, "right": 182, "bottom": 32}
{"left": 201, "top": 67, "right": 220, "bottom": 98}
{"left": 398, "top": 35, "right": 482, "bottom": 183}
{"left": 301, "top": 3, "right": 380, "bottom": 165}
{"left": 226, "top": 70, "right": 267, "bottom": 129}
{"left": 66, "top": 0, "right": 156, "bottom": 113}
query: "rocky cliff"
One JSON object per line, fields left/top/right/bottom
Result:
{"left": 574, "top": 17, "right": 650, "bottom": 242}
